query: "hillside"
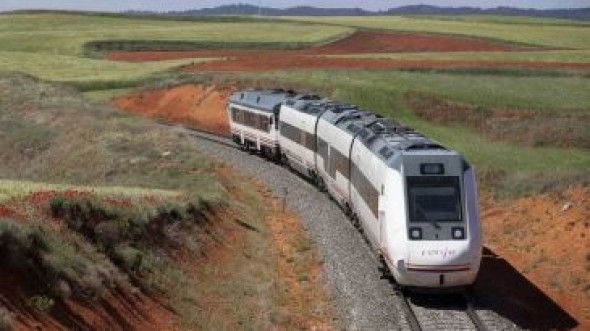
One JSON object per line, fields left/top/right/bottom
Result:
{"left": 0, "top": 72, "right": 335, "bottom": 329}
{"left": 152, "top": 4, "right": 590, "bottom": 21}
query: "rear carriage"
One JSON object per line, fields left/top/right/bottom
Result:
{"left": 227, "top": 89, "right": 291, "bottom": 159}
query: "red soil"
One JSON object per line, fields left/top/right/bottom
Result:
{"left": 112, "top": 84, "right": 233, "bottom": 136}
{"left": 105, "top": 31, "right": 590, "bottom": 71}
{"left": 481, "top": 187, "right": 590, "bottom": 330}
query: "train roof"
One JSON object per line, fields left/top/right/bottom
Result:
{"left": 232, "top": 89, "right": 455, "bottom": 163}
{"left": 228, "top": 89, "right": 294, "bottom": 113}
{"left": 286, "top": 97, "right": 451, "bottom": 162}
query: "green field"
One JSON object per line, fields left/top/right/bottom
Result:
{"left": 402, "top": 15, "right": 590, "bottom": 26}
{"left": 285, "top": 16, "right": 590, "bottom": 49}
{"left": 259, "top": 70, "right": 590, "bottom": 112}
{"left": 0, "top": 13, "right": 351, "bottom": 82}
{"left": 0, "top": 51, "right": 216, "bottom": 82}
{"left": 0, "top": 13, "right": 352, "bottom": 56}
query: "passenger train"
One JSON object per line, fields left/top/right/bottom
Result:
{"left": 227, "top": 89, "right": 482, "bottom": 289}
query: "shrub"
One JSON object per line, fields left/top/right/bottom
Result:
{"left": 28, "top": 295, "right": 55, "bottom": 311}
{"left": 0, "top": 306, "right": 14, "bottom": 331}
{"left": 0, "top": 219, "right": 122, "bottom": 300}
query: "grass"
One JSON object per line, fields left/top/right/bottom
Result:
{"left": 402, "top": 15, "right": 590, "bottom": 26}
{"left": 262, "top": 69, "right": 590, "bottom": 112}
{"left": 83, "top": 88, "right": 132, "bottom": 101}
{"left": 0, "top": 12, "right": 349, "bottom": 86}
{"left": 0, "top": 13, "right": 353, "bottom": 56}
{"left": 0, "top": 72, "right": 223, "bottom": 201}
{"left": 0, "top": 179, "right": 180, "bottom": 203}
{"left": 284, "top": 16, "right": 590, "bottom": 49}
{"left": 324, "top": 49, "right": 590, "bottom": 63}
{"left": 0, "top": 51, "right": 216, "bottom": 82}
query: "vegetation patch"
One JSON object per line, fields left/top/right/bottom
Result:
{"left": 405, "top": 90, "right": 590, "bottom": 148}
{"left": 0, "top": 219, "right": 125, "bottom": 300}
{"left": 48, "top": 193, "right": 218, "bottom": 292}
{"left": 85, "top": 39, "right": 333, "bottom": 55}
{"left": 285, "top": 15, "right": 590, "bottom": 49}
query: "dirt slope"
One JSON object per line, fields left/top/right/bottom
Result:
{"left": 482, "top": 186, "right": 590, "bottom": 329}
{"left": 112, "top": 84, "right": 233, "bottom": 136}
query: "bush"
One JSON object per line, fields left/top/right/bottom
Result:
{"left": 0, "top": 219, "right": 122, "bottom": 300}
{"left": 0, "top": 306, "right": 14, "bottom": 331}
{"left": 49, "top": 195, "right": 215, "bottom": 291}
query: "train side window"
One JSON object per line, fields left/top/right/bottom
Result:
{"left": 381, "top": 185, "right": 384, "bottom": 195}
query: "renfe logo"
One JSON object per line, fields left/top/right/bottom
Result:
{"left": 421, "top": 247, "right": 456, "bottom": 258}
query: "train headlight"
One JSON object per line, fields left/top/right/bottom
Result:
{"left": 452, "top": 227, "right": 465, "bottom": 240}
{"left": 409, "top": 227, "right": 422, "bottom": 240}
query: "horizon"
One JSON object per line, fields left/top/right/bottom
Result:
{"left": 1, "top": 1, "right": 589, "bottom": 13}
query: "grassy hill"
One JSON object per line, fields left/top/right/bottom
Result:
{"left": 0, "top": 13, "right": 352, "bottom": 83}
{"left": 285, "top": 15, "right": 590, "bottom": 49}
{"left": 0, "top": 72, "right": 336, "bottom": 330}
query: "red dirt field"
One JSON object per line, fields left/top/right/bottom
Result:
{"left": 111, "top": 83, "right": 590, "bottom": 329}
{"left": 105, "top": 31, "right": 590, "bottom": 71}
{"left": 481, "top": 186, "right": 590, "bottom": 330}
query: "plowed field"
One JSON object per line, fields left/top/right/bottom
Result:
{"left": 106, "top": 31, "right": 590, "bottom": 71}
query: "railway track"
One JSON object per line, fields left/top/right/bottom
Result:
{"left": 169, "top": 122, "right": 499, "bottom": 331}
{"left": 399, "top": 289, "right": 488, "bottom": 331}
{"left": 157, "top": 120, "right": 238, "bottom": 148}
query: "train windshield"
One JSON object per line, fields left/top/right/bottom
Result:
{"left": 407, "top": 176, "right": 462, "bottom": 223}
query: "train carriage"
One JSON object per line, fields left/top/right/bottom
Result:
{"left": 277, "top": 94, "right": 323, "bottom": 177}
{"left": 227, "top": 89, "right": 291, "bottom": 159}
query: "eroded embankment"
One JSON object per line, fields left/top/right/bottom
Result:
{"left": 112, "top": 84, "right": 233, "bottom": 136}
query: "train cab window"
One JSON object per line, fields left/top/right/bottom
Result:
{"left": 407, "top": 176, "right": 462, "bottom": 223}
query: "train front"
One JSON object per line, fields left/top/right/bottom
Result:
{"left": 385, "top": 150, "right": 482, "bottom": 289}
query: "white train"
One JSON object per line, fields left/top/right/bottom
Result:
{"left": 227, "top": 89, "right": 482, "bottom": 289}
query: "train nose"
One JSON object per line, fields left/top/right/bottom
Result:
{"left": 394, "top": 241, "right": 479, "bottom": 287}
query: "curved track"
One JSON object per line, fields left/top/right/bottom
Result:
{"left": 170, "top": 122, "right": 519, "bottom": 330}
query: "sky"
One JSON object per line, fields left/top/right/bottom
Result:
{"left": 1, "top": 0, "right": 588, "bottom": 12}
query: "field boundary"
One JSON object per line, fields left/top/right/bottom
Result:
{"left": 84, "top": 29, "right": 355, "bottom": 56}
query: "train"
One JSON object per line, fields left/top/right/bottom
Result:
{"left": 227, "top": 89, "right": 482, "bottom": 289}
